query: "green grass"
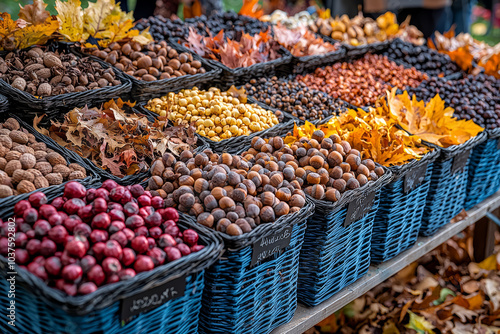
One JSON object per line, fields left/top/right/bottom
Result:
{"left": 471, "top": 19, "right": 500, "bottom": 46}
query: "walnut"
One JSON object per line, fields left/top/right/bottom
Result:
{"left": 30, "top": 142, "right": 46, "bottom": 151}
{"left": 0, "top": 171, "right": 12, "bottom": 187}
{"left": 46, "top": 173, "right": 63, "bottom": 185}
{"left": 34, "top": 161, "right": 52, "bottom": 175}
{"left": 3, "top": 118, "right": 19, "bottom": 131}
{"left": 9, "top": 130, "right": 28, "bottom": 144}
{"left": 0, "top": 129, "right": 10, "bottom": 136}
{"left": 27, "top": 133, "right": 36, "bottom": 144}
{"left": 53, "top": 164, "right": 70, "bottom": 178}
{"left": 20, "top": 153, "right": 36, "bottom": 169}
{"left": 13, "top": 145, "right": 35, "bottom": 155}
{"left": 4, "top": 160, "right": 21, "bottom": 176}
{"left": 0, "top": 135, "right": 12, "bottom": 149}
{"left": 12, "top": 169, "right": 34, "bottom": 184}
{"left": 34, "top": 176, "right": 49, "bottom": 189}
{"left": 0, "top": 145, "right": 8, "bottom": 158}
{"left": 46, "top": 148, "right": 54, "bottom": 154}
{"left": 27, "top": 168, "right": 43, "bottom": 178}
{"left": 0, "top": 157, "right": 6, "bottom": 170}
{"left": 46, "top": 152, "right": 66, "bottom": 166}
{"left": 17, "top": 180, "right": 36, "bottom": 194}
{"left": 34, "top": 150, "right": 47, "bottom": 160}
{"left": 68, "top": 171, "right": 85, "bottom": 180}
{"left": 0, "top": 185, "right": 13, "bottom": 198}
{"left": 69, "top": 163, "right": 86, "bottom": 175}
{"left": 37, "top": 83, "right": 52, "bottom": 96}
{"left": 4, "top": 151, "right": 21, "bottom": 162}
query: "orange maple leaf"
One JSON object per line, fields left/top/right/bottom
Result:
{"left": 239, "top": 0, "right": 263, "bottom": 18}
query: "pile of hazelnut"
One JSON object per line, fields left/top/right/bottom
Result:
{"left": 147, "top": 150, "right": 306, "bottom": 236}
{"left": 297, "top": 54, "right": 428, "bottom": 106}
{"left": 0, "top": 118, "right": 87, "bottom": 198}
{"left": 241, "top": 132, "right": 384, "bottom": 201}
{"left": 87, "top": 41, "right": 206, "bottom": 82}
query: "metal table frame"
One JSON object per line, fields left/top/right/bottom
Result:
{"left": 272, "top": 191, "right": 500, "bottom": 334}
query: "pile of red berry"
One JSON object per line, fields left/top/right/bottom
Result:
{"left": 0, "top": 180, "right": 203, "bottom": 296}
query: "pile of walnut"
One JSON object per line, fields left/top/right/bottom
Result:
{"left": 0, "top": 118, "right": 87, "bottom": 198}
{"left": 0, "top": 48, "right": 121, "bottom": 96}
{"left": 88, "top": 41, "right": 206, "bottom": 81}
{"left": 147, "top": 149, "right": 306, "bottom": 236}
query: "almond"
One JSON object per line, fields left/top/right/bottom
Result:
{"left": 43, "top": 54, "right": 62, "bottom": 68}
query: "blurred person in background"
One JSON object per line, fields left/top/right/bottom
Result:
{"left": 438, "top": 0, "right": 476, "bottom": 33}
{"left": 154, "top": 0, "right": 223, "bottom": 18}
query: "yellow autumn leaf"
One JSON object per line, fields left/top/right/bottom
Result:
{"left": 55, "top": 0, "right": 85, "bottom": 42}
{"left": 14, "top": 16, "right": 59, "bottom": 49}
{"left": 405, "top": 311, "right": 435, "bottom": 334}
{"left": 478, "top": 254, "right": 497, "bottom": 271}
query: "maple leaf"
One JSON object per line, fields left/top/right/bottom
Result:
{"left": 14, "top": 16, "right": 59, "bottom": 49}
{"left": 55, "top": 0, "right": 86, "bottom": 42}
{"left": 239, "top": 0, "right": 263, "bottom": 18}
{"left": 19, "top": 0, "right": 50, "bottom": 25}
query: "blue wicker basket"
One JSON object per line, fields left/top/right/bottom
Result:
{"left": 464, "top": 129, "right": 500, "bottom": 210}
{"left": 297, "top": 170, "right": 392, "bottom": 307}
{"left": 0, "top": 211, "right": 222, "bottom": 334}
{"left": 420, "top": 132, "right": 487, "bottom": 236}
{"left": 371, "top": 148, "right": 440, "bottom": 263}
{"left": 198, "top": 201, "right": 314, "bottom": 334}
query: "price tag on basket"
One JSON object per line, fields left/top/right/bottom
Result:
{"left": 251, "top": 226, "right": 293, "bottom": 266}
{"left": 451, "top": 149, "right": 471, "bottom": 175}
{"left": 120, "top": 275, "right": 186, "bottom": 324}
{"left": 404, "top": 162, "right": 428, "bottom": 193}
{"left": 344, "top": 191, "right": 376, "bottom": 227}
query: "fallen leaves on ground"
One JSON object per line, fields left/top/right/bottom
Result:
{"left": 33, "top": 99, "right": 197, "bottom": 177}
{"left": 310, "top": 225, "right": 500, "bottom": 334}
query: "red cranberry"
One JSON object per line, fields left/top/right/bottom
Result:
{"left": 48, "top": 214, "right": 64, "bottom": 226}
{"left": 64, "top": 181, "right": 86, "bottom": 199}
{"left": 110, "top": 231, "right": 128, "bottom": 247}
{"left": 164, "top": 225, "right": 180, "bottom": 238}
{"left": 109, "top": 221, "right": 125, "bottom": 234}
{"left": 162, "top": 207, "right": 179, "bottom": 222}
{"left": 139, "top": 206, "right": 154, "bottom": 219}
{"left": 108, "top": 202, "right": 123, "bottom": 211}
{"left": 134, "top": 255, "right": 154, "bottom": 273}
{"left": 55, "top": 278, "right": 65, "bottom": 291}
{"left": 91, "top": 242, "right": 106, "bottom": 261}
{"left": 15, "top": 249, "right": 29, "bottom": 264}
{"left": 90, "top": 229, "right": 108, "bottom": 243}
{"left": 48, "top": 225, "right": 68, "bottom": 244}
{"left": 151, "top": 196, "right": 164, "bottom": 210}
{"left": 102, "top": 180, "right": 118, "bottom": 192}
{"left": 176, "top": 243, "right": 191, "bottom": 256}
{"left": 91, "top": 213, "right": 111, "bottom": 230}
{"left": 109, "top": 209, "right": 125, "bottom": 222}
{"left": 104, "top": 240, "right": 123, "bottom": 259}
{"left": 26, "top": 230, "right": 35, "bottom": 239}
{"left": 162, "top": 219, "right": 176, "bottom": 229}
{"left": 158, "top": 234, "right": 177, "bottom": 248}
{"left": 86, "top": 188, "right": 97, "bottom": 202}
{"left": 147, "top": 237, "right": 155, "bottom": 249}
{"left": 65, "top": 239, "right": 86, "bottom": 258}
{"left": 121, "top": 248, "right": 136, "bottom": 266}
{"left": 23, "top": 208, "right": 38, "bottom": 224}
{"left": 191, "top": 245, "right": 204, "bottom": 252}
{"left": 164, "top": 246, "right": 182, "bottom": 262}
{"left": 131, "top": 236, "right": 149, "bottom": 254}
{"left": 62, "top": 264, "right": 83, "bottom": 282}
{"left": 58, "top": 212, "right": 68, "bottom": 221}
{"left": 26, "top": 239, "right": 41, "bottom": 255}
{"left": 137, "top": 195, "right": 151, "bottom": 207}
{"left": 93, "top": 198, "right": 107, "bottom": 214}
{"left": 63, "top": 215, "right": 82, "bottom": 232}
{"left": 134, "top": 226, "right": 149, "bottom": 237}
{"left": 52, "top": 197, "right": 65, "bottom": 211}
{"left": 78, "top": 282, "right": 98, "bottom": 295}
{"left": 143, "top": 191, "right": 152, "bottom": 198}
{"left": 28, "top": 192, "right": 48, "bottom": 208}
{"left": 183, "top": 229, "right": 199, "bottom": 246}
{"left": 119, "top": 268, "right": 136, "bottom": 280}
{"left": 63, "top": 198, "right": 86, "bottom": 215}
{"left": 0, "top": 237, "right": 7, "bottom": 255}
{"left": 120, "top": 190, "right": 133, "bottom": 205}
{"left": 95, "top": 188, "right": 110, "bottom": 200}
{"left": 60, "top": 250, "right": 78, "bottom": 266}
{"left": 40, "top": 239, "right": 57, "bottom": 257}
{"left": 149, "top": 227, "right": 162, "bottom": 239}
{"left": 80, "top": 255, "right": 96, "bottom": 273}
{"left": 123, "top": 228, "right": 134, "bottom": 241}
{"left": 145, "top": 212, "right": 162, "bottom": 227}
{"left": 87, "top": 265, "right": 105, "bottom": 286}
{"left": 130, "top": 184, "right": 145, "bottom": 198}
{"left": 14, "top": 232, "right": 27, "bottom": 247}
{"left": 34, "top": 220, "right": 51, "bottom": 237}
{"left": 14, "top": 200, "right": 31, "bottom": 217}
{"left": 45, "top": 256, "right": 62, "bottom": 276}
{"left": 109, "top": 186, "right": 126, "bottom": 202}
{"left": 32, "top": 255, "right": 45, "bottom": 264}
{"left": 107, "top": 274, "right": 120, "bottom": 284}
{"left": 78, "top": 205, "right": 94, "bottom": 223}
{"left": 73, "top": 223, "right": 92, "bottom": 238}
{"left": 19, "top": 221, "right": 30, "bottom": 233}
{"left": 28, "top": 262, "right": 48, "bottom": 281}
{"left": 102, "top": 257, "right": 122, "bottom": 275}
{"left": 39, "top": 204, "right": 57, "bottom": 219}
{"left": 124, "top": 202, "right": 139, "bottom": 217}
{"left": 147, "top": 247, "right": 166, "bottom": 266}
{"left": 126, "top": 215, "right": 144, "bottom": 229}
{"left": 63, "top": 283, "right": 78, "bottom": 296}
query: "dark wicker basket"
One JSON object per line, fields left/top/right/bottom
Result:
{"left": 290, "top": 35, "right": 346, "bottom": 74}
{"left": 343, "top": 40, "right": 391, "bottom": 57}
{"left": 0, "top": 94, "right": 8, "bottom": 114}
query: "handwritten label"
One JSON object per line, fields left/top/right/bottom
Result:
{"left": 451, "top": 149, "right": 471, "bottom": 175}
{"left": 251, "top": 226, "right": 292, "bottom": 265}
{"left": 120, "top": 276, "right": 186, "bottom": 324}
{"left": 404, "top": 162, "right": 428, "bottom": 193}
{"left": 344, "top": 191, "right": 376, "bottom": 227}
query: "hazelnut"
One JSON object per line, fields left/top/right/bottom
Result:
{"left": 226, "top": 223, "right": 243, "bottom": 236}
{"left": 260, "top": 206, "right": 275, "bottom": 223}
{"left": 197, "top": 212, "right": 214, "bottom": 228}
